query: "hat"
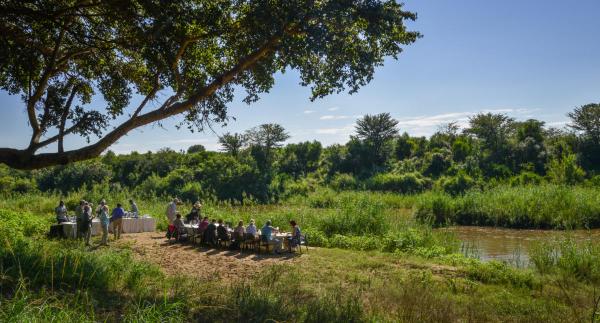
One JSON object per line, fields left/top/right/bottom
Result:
{"left": 193, "top": 201, "right": 202, "bottom": 208}
{"left": 265, "top": 220, "right": 272, "bottom": 226}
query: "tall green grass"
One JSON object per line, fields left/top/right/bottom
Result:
{"left": 414, "top": 184, "right": 600, "bottom": 229}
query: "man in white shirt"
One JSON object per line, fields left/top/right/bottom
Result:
{"left": 166, "top": 198, "right": 180, "bottom": 224}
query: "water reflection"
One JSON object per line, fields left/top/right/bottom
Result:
{"left": 440, "top": 226, "right": 600, "bottom": 266}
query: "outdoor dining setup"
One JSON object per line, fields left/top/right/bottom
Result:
{"left": 166, "top": 199, "right": 308, "bottom": 254}
{"left": 49, "top": 199, "right": 156, "bottom": 245}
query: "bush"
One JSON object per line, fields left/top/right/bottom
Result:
{"left": 367, "top": 172, "right": 431, "bottom": 194}
{"left": 329, "top": 173, "right": 359, "bottom": 191}
{"left": 438, "top": 172, "right": 477, "bottom": 195}
{"left": 547, "top": 154, "right": 585, "bottom": 185}
{"left": 509, "top": 172, "right": 544, "bottom": 186}
{"left": 414, "top": 192, "right": 455, "bottom": 227}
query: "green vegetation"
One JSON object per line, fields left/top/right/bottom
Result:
{"left": 1, "top": 204, "right": 599, "bottom": 322}
{"left": 414, "top": 184, "right": 600, "bottom": 229}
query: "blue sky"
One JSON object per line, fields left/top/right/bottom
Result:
{"left": 1, "top": 0, "right": 599, "bottom": 153}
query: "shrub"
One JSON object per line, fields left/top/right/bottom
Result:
{"left": 547, "top": 154, "right": 585, "bottom": 185}
{"left": 509, "top": 172, "right": 543, "bottom": 186}
{"left": 438, "top": 172, "right": 477, "bottom": 195}
{"left": 329, "top": 173, "right": 359, "bottom": 191}
{"left": 367, "top": 172, "right": 431, "bottom": 194}
{"left": 414, "top": 192, "right": 455, "bottom": 227}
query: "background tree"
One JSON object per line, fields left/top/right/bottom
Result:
{"left": 466, "top": 113, "right": 515, "bottom": 175}
{"left": 0, "top": 0, "right": 419, "bottom": 169}
{"left": 246, "top": 123, "right": 290, "bottom": 171}
{"left": 187, "top": 144, "right": 206, "bottom": 154}
{"left": 218, "top": 133, "right": 245, "bottom": 157}
{"left": 279, "top": 141, "right": 322, "bottom": 179}
{"left": 568, "top": 103, "right": 600, "bottom": 171}
{"left": 355, "top": 113, "right": 399, "bottom": 167}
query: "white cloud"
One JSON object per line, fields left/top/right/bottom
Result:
{"left": 315, "top": 124, "right": 354, "bottom": 135}
{"left": 304, "top": 110, "right": 315, "bottom": 114}
{"left": 394, "top": 108, "right": 542, "bottom": 136}
{"left": 320, "top": 115, "right": 353, "bottom": 120}
{"left": 328, "top": 106, "right": 340, "bottom": 111}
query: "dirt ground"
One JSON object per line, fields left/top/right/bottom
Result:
{"left": 116, "top": 232, "right": 302, "bottom": 280}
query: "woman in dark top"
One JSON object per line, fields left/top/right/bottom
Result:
{"left": 203, "top": 219, "right": 217, "bottom": 246}
{"left": 217, "top": 219, "right": 230, "bottom": 242}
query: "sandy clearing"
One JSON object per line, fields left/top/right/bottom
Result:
{"left": 116, "top": 232, "right": 301, "bottom": 280}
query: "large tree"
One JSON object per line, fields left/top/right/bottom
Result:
{"left": 0, "top": 0, "right": 419, "bottom": 169}
{"left": 354, "top": 112, "right": 399, "bottom": 166}
{"left": 218, "top": 132, "right": 245, "bottom": 156}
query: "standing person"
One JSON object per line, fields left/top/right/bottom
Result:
{"left": 55, "top": 200, "right": 69, "bottom": 224}
{"left": 186, "top": 201, "right": 201, "bottom": 223}
{"left": 98, "top": 205, "right": 110, "bottom": 246}
{"left": 111, "top": 203, "right": 125, "bottom": 240}
{"left": 166, "top": 198, "right": 180, "bottom": 224}
{"left": 129, "top": 199, "right": 139, "bottom": 217}
{"left": 261, "top": 220, "right": 282, "bottom": 254}
{"left": 81, "top": 203, "right": 93, "bottom": 246}
{"left": 76, "top": 200, "right": 86, "bottom": 238}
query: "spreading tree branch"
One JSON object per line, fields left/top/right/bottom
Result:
{"left": 0, "top": 34, "right": 282, "bottom": 169}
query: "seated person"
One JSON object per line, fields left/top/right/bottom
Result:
{"left": 198, "top": 216, "right": 209, "bottom": 232}
{"left": 203, "top": 219, "right": 218, "bottom": 246}
{"left": 186, "top": 201, "right": 201, "bottom": 223}
{"left": 287, "top": 220, "right": 302, "bottom": 251}
{"left": 217, "top": 219, "right": 230, "bottom": 241}
{"left": 245, "top": 219, "right": 257, "bottom": 240}
{"left": 173, "top": 213, "right": 187, "bottom": 239}
{"left": 55, "top": 200, "right": 69, "bottom": 224}
{"left": 261, "top": 220, "right": 283, "bottom": 254}
{"left": 233, "top": 221, "right": 245, "bottom": 240}
{"left": 231, "top": 220, "right": 245, "bottom": 249}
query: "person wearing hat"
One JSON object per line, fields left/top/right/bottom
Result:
{"left": 166, "top": 198, "right": 180, "bottom": 224}
{"left": 261, "top": 220, "right": 282, "bottom": 254}
{"left": 186, "top": 201, "right": 202, "bottom": 223}
{"left": 96, "top": 199, "right": 107, "bottom": 217}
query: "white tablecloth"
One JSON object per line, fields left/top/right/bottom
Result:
{"left": 110, "top": 216, "right": 156, "bottom": 233}
{"left": 61, "top": 216, "right": 156, "bottom": 238}
{"left": 184, "top": 224, "right": 198, "bottom": 236}
{"left": 62, "top": 222, "right": 78, "bottom": 238}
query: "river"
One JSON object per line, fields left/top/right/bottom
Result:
{"left": 440, "top": 226, "right": 600, "bottom": 267}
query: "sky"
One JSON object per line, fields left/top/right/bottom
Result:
{"left": 1, "top": 0, "right": 599, "bottom": 154}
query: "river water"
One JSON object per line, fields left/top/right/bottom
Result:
{"left": 440, "top": 226, "right": 600, "bottom": 266}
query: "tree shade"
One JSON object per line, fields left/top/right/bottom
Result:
{"left": 0, "top": 0, "right": 420, "bottom": 169}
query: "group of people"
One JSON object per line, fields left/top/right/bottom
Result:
{"left": 166, "top": 198, "right": 303, "bottom": 254}
{"left": 55, "top": 199, "right": 139, "bottom": 246}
